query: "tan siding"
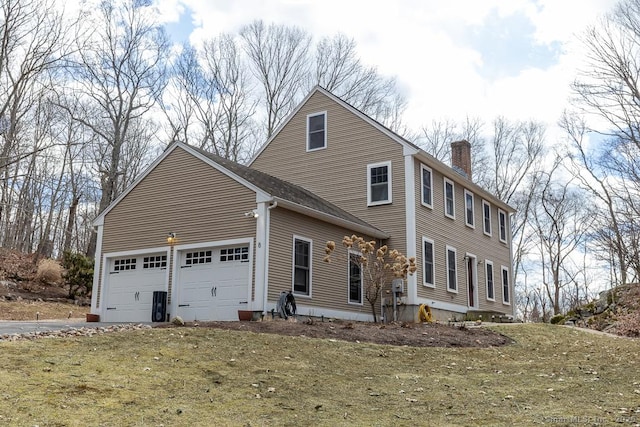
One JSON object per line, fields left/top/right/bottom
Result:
{"left": 413, "top": 158, "right": 512, "bottom": 314}
{"left": 98, "top": 147, "right": 258, "bottom": 307}
{"left": 268, "top": 208, "right": 376, "bottom": 318}
{"left": 252, "top": 91, "right": 407, "bottom": 254}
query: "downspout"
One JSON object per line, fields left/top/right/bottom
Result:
{"left": 262, "top": 200, "right": 278, "bottom": 315}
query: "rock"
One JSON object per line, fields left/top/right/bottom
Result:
{"left": 171, "top": 316, "right": 185, "bottom": 326}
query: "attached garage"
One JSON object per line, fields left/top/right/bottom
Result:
{"left": 174, "top": 243, "right": 252, "bottom": 321}
{"left": 102, "top": 252, "right": 169, "bottom": 322}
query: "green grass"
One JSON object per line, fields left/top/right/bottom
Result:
{"left": 0, "top": 324, "right": 638, "bottom": 426}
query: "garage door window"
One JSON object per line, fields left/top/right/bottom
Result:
{"left": 113, "top": 258, "right": 136, "bottom": 272}
{"left": 185, "top": 250, "right": 212, "bottom": 265}
{"left": 143, "top": 255, "right": 167, "bottom": 269}
{"left": 220, "top": 246, "right": 249, "bottom": 262}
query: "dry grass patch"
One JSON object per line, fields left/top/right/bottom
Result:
{"left": 0, "top": 324, "right": 638, "bottom": 426}
{"left": 0, "top": 300, "right": 88, "bottom": 321}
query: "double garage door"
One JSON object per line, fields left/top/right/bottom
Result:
{"left": 103, "top": 244, "right": 251, "bottom": 322}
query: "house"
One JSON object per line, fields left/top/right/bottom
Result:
{"left": 89, "top": 86, "right": 515, "bottom": 323}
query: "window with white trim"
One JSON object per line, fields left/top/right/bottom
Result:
{"left": 421, "top": 164, "right": 433, "bottom": 208}
{"left": 446, "top": 246, "right": 457, "bottom": 292}
{"left": 307, "top": 112, "right": 326, "bottom": 151}
{"left": 444, "top": 178, "right": 455, "bottom": 219}
{"left": 293, "top": 237, "right": 311, "bottom": 296}
{"left": 113, "top": 258, "right": 136, "bottom": 272}
{"left": 464, "top": 189, "right": 475, "bottom": 228}
{"left": 423, "top": 237, "right": 434, "bottom": 287}
{"left": 482, "top": 200, "right": 492, "bottom": 236}
{"left": 220, "top": 246, "right": 249, "bottom": 262}
{"left": 502, "top": 266, "right": 510, "bottom": 304}
{"left": 348, "top": 252, "right": 363, "bottom": 304}
{"left": 498, "top": 209, "right": 507, "bottom": 243}
{"left": 485, "top": 260, "right": 495, "bottom": 301}
{"left": 143, "top": 255, "right": 167, "bottom": 269}
{"left": 185, "top": 250, "right": 212, "bottom": 265}
{"left": 367, "top": 161, "right": 392, "bottom": 205}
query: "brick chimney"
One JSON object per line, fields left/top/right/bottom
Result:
{"left": 451, "top": 140, "right": 472, "bottom": 179}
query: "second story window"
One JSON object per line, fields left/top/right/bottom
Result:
{"left": 483, "top": 200, "right": 492, "bottom": 236}
{"left": 421, "top": 164, "right": 433, "bottom": 208}
{"left": 498, "top": 209, "right": 507, "bottom": 243}
{"left": 464, "top": 190, "right": 474, "bottom": 228}
{"left": 444, "top": 178, "right": 455, "bottom": 219}
{"left": 307, "top": 112, "right": 326, "bottom": 151}
{"left": 367, "top": 161, "right": 392, "bottom": 206}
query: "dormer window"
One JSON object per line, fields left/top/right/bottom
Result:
{"left": 307, "top": 111, "right": 326, "bottom": 151}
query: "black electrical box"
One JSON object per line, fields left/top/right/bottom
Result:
{"left": 152, "top": 291, "right": 167, "bottom": 322}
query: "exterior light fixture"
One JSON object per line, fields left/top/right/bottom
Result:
{"left": 244, "top": 210, "right": 259, "bottom": 219}
{"left": 167, "top": 232, "right": 176, "bottom": 245}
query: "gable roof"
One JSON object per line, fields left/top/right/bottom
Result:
{"left": 94, "top": 142, "right": 388, "bottom": 239}
{"left": 250, "top": 86, "right": 515, "bottom": 213}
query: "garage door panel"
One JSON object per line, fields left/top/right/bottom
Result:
{"left": 176, "top": 245, "right": 251, "bottom": 321}
{"left": 103, "top": 253, "right": 167, "bottom": 322}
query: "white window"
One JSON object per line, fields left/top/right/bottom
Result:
{"left": 367, "top": 161, "right": 392, "bottom": 205}
{"left": 307, "top": 112, "right": 326, "bottom": 151}
{"left": 446, "top": 246, "right": 457, "bottom": 292}
{"left": 113, "top": 258, "right": 136, "bottom": 272}
{"left": 143, "top": 255, "right": 167, "bottom": 269}
{"left": 422, "top": 237, "right": 435, "bottom": 287}
{"left": 498, "top": 209, "right": 507, "bottom": 243}
{"left": 464, "top": 190, "right": 474, "bottom": 228}
{"left": 485, "top": 260, "right": 495, "bottom": 301}
{"left": 348, "top": 252, "right": 363, "bottom": 304}
{"left": 482, "top": 200, "right": 492, "bottom": 236}
{"left": 501, "top": 266, "right": 510, "bottom": 304}
{"left": 444, "top": 178, "right": 455, "bottom": 219}
{"left": 293, "top": 236, "right": 312, "bottom": 296}
{"left": 421, "top": 164, "right": 433, "bottom": 208}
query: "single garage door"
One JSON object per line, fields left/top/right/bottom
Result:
{"left": 103, "top": 253, "right": 168, "bottom": 322}
{"left": 176, "top": 245, "right": 251, "bottom": 321}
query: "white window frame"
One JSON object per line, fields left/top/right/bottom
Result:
{"left": 422, "top": 237, "right": 435, "bottom": 288}
{"left": 485, "top": 260, "right": 495, "bottom": 301}
{"left": 292, "top": 235, "right": 312, "bottom": 297}
{"left": 498, "top": 209, "right": 507, "bottom": 243}
{"left": 347, "top": 250, "right": 363, "bottom": 305}
{"left": 306, "top": 111, "right": 327, "bottom": 152}
{"left": 444, "top": 177, "right": 455, "bottom": 219}
{"left": 464, "top": 189, "right": 475, "bottom": 228}
{"left": 367, "top": 161, "right": 392, "bottom": 206}
{"left": 501, "top": 265, "right": 511, "bottom": 305}
{"left": 446, "top": 246, "right": 458, "bottom": 293}
{"left": 420, "top": 164, "right": 433, "bottom": 208}
{"left": 482, "top": 200, "right": 492, "bottom": 237}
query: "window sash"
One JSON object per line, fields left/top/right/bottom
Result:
{"left": 293, "top": 239, "right": 310, "bottom": 295}
{"left": 307, "top": 113, "right": 326, "bottom": 150}
{"left": 483, "top": 202, "right": 491, "bottom": 235}
{"left": 445, "top": 180, "right": 454, "bottom": 217}
{"left": 421, "top": 166, "right": 432, "bottom": 206}
{"left": 465, "top": 191, "right": 474, "bottom": 226}
{"left": 447, "top": 248, "right": 457, "bottom": 291}
{"left": 423, "top": 239, "right": 434, "bottom": 286}
{"left": 369, "top": 165, "right": 390, "bottom": 203}
{"left": 348, "top": 253, "right": 362, "bottom": 304}
{"left": 502, "top": 267, "right": 510, "bottom": 303}
{"left": 499, "top": 210, "right": 507, "bottom": 242}
{"left": 486, "top": 263, "right": 494, "bottom": 300}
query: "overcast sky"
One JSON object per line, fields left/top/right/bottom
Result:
{"left": 155, "top": 0, "right": 617, "bottom": 135}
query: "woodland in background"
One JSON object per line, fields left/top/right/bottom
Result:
{"left": 2, "top": 0, "right": 640, "bottom": 321}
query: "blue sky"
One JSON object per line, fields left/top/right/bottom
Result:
{"left": 157, "top": 0, "right": 616, "bottom": 134}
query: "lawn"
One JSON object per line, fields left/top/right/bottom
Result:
{"left": 0, "top": 324, "right": 638, "bottom": 426}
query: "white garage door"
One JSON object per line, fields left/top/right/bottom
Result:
{"left": 176, "top": 245, "right": 251, "bottom": 321}
{"left": 103, "top": 253, "right": 168, "bottom": 322}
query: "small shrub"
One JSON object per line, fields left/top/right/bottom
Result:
{"left": 36, "top": 259, "right": 63, "bottom": 284}
{"left": 61, "top": 252, "right": 94, "bottom": 299}
{"left": 550, "top": 314, "right": 566, "bottom": 325}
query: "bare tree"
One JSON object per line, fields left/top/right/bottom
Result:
{"left": 311, "top": 33, "right": 407, "bottom": 131}
{"left": 240, "top": 20, "right": 311, "bottom": 138}
{"left": 530, "top": 164, "right": 593, "bottom": 315}
{"left": 58, "top": 0, "right": 168, "bottom": 255}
